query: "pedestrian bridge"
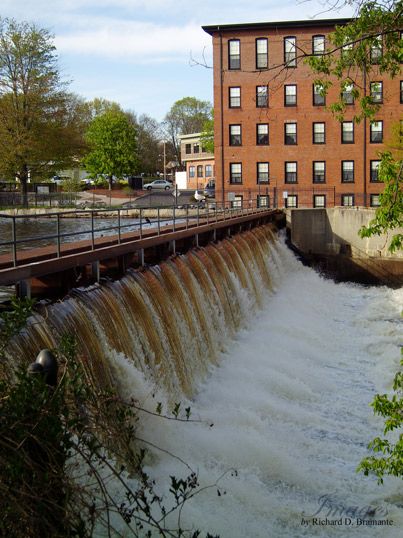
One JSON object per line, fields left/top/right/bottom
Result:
{"left": 0, "top": 202, "right": 283, "bottom": 298}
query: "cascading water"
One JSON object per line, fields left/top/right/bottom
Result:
{"left": 7, "top": 224, "right": 403, "bottom": 537}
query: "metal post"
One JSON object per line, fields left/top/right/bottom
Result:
{"left": 140, "top": 208, "right": 143, "bottom": 239}
{"left": 140, "top": 248, "right": 145, "bottom": 266}
{"left": 197, "top": 204, "right": 200, "bottom": 227}
{"left": 56, "top": 213, "right": 61, "bottom": 257}
{"left": 11, "top": 216, "right": 17, "bottom": 267}
{"left": 186, "top": 205, "right": 189, "bottom": 229}
{"left": 118, "top": 209, "right": 121, "bottom": 244}
{"left": 173, "top": 205, "right": 176, "bottom": 232}
{"left": 91, "top": 211, "right": 95, "bottom": 250}
{"left": 91, "top": 261, "right": 100, "bottom": 282}
{"left": 158, "top": 207, "right": 161, "bottom": 236}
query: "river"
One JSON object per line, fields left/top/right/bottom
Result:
{"left": 114, "top": 235, "right": 402, "bottom": 537}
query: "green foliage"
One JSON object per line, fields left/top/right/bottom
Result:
{"left": 359, "top": 151, "right": 402, "bottom": 252}
{"left": 83, "top": 110, "right": 138, "bottom": 188}
{"left": 358, "top": 348, "right": 403, "bottom": 484}
{"left": 0, "top": 18, "right": 86, "bottom": 202}
{"left": 200, "top": 114, "right": 214, "bottom": 154}
{"left": 0, "top": 303, "right": 223, "bottom": 537}
{"left": 307, "top": 1, "right": 402, "bottom": 122}
{"left": 163, "top": 97, "right": 212, "bottom": 167}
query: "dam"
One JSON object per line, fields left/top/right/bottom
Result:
{"left": 5, "top": 224, "right": 403, "bottom": 537}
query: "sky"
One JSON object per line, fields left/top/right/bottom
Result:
{"left": 1, "top": 0, "right": 354, "bottom": 122}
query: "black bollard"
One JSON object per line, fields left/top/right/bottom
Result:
{"left": 27, "top": 349, "right": 58, "bottom": 387}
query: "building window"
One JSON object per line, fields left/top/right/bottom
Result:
{"left": 370, "top": 121, "right": 383, "bottom": 143}
{"left": 342, "top": 194, "right": 355, "bottom": 206}
{"left": 229, "top": 87, "right": 241, "bottom": 108}
{"left": 342, "top": 161, "right": 354, "bottom": 182}
{"left": 370, "top": 81, "right": 383, "bottom": 103}
{"left": 342, "top": 121, "right": 354, "bottom": 143}
{"left": 189, "top": 166, "right": 195, "bottom": 178}
{"left": 256, "top": 85, "right": 268, "bottom": 107}
{"left": 205, "top": 164, "right": 212, "bottom": 177}
{"left": 342, "top": 82, "right": 354, "bottom": 104}
{"left": 342, "top": 40, "right": 353, "bottom": 59}
{"left": 284, "top": 36, "right": 296, "bottom": 67}
{"left": 230, "top": 163, "right": 242, "bottom": 184}
{"left": 370, "top": 194, "right": 381, "bottom": 207}
{"left": 313, "top": 122, "right": 325, "bottom": 144}
{"left": 229, "top": 124, "right": 242, "bottom": 146}
{"left": 370, "top": 160, "right": 381, "bottom": 182}
{"left": 228, "top": 39, "right": 240, "bottom": 69}
{"left": 257, "top": 195, "right": 269, "bottom": 208}
{"left": 312, "top": 35, "right": 325, "bottom": 55}
{"left": 285, "top": 123, "right": 297, "bottom": 145}
{"left": 313, "top": 161, "right": 326, "bottom": 183}
{"left": 197, "top": 165, "right": 203, "bottom": 178}
{"left": 313, "top": 83, "right": 326, "bottom": 105}
{"left": 193, "top": 143, "right": 199, "bottom": 154}
{"left": 257, "top": 162, "right": 269, "bottom": 183}
{"left": 256, "top": 38, "right": 268, "bottom": 69}
{"left": 285, "top": 194, "right": 298, "bottom": 208}
{"left": 313, "top": 194, "right": 326, "bottom": 208}
{"left": 285, "top": 161, "right": 297, "bottom": 183}
{"left": 231, "top": 195, "right": 243, "bottom": 208}
{"left": 256, "top": 123, "right": 269, "bottom": 145}
{"left": 185, "top": 144, "right": 191, "bottom": 154}
{"left": 284, "top": 84, "right": 297, "bottom": 106}
{"left": 370, "top": 35, "right": 382, "bottom": 64}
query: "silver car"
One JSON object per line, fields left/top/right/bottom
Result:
{"left": 143, "top": 179, "right": 173, "bottom": 191}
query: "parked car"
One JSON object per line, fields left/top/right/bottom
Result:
{"left": 203, "top": 179, "right": 215, "bottom": 198}
{"left": 143, "top": 179, "right": 173, "bottom": 191}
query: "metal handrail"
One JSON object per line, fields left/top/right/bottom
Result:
{"left": 0, "top": 200, "right": 272, "bottom": 268}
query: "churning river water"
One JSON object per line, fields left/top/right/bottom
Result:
{"left": 114, "top": 235, "right": 402, "bottom": 538}
{"left": 7, "top": 227, "right": 403, "bottom": 537}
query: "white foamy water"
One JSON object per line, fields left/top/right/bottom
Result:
{"left": 112, "top": 237, "right": 403, "bottom": 538}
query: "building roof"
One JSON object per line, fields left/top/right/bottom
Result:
{"left": 202, "top": 17, "right": 352, "bottom": 35}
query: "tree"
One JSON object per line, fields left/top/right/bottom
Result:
{"left": 307, "top": 0, "right": 402, "bottom": 122}
{"left": 83, "top": 109, "right": 138, "bottom": 189}
{"left": 200, "top": 113, "right": 214, "bottom": 154}
{"left": 134, "top": 113, "right": 163, "bottom": 176}
{"left": 0, "top": 18, "right": 86, "bottom": 206}
{"left": 163, "top": 97, "right": 212, "bottom": 167}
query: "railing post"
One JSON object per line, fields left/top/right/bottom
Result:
{"left": 139, "top": 208, "right": 143, "bottom": 239}
{"left": 91, "top": 211, "right": 95, "bottom": 250}
{"left": 158, "top": 207, "right": 161, "bottom": 236}
{"left": 12, "top": 216, "right": 17, "bottom": 267}
{"left": 207, "top": 203, "right": 209, "bottom": 225}
{"left": 173, "top": 205, "right": 176, "bottom": 232}
{"left": 197, "top": 204, "right": 200, "bottom": 227}
{"left": 118, "top": 209, "right": 121, "bottom": 244}
{"left": 56, "top": 213, "right": 61, "bottom": 257}
{"left": 186, "top": 205, "right": 189, "bottom": 229}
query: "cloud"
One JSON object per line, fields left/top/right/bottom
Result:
{"left": 55, "top": 21, "right": 212, "bottom": 63}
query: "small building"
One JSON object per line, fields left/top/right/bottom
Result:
{"left": 179, "top": 133, "right": 215, "bottom": 190}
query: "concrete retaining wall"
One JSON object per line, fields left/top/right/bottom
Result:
{"left": 289, "top": 208, "right": 403, "bottom": 259}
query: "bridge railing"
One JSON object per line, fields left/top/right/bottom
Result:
{"left": 0, "top": 199, "right": 272, "bottom": 268}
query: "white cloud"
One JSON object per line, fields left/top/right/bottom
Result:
{"left": 55, "top": 21, "right": 211, "bottom": 63}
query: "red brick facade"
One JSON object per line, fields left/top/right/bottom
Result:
{"left": 203, "top": 19, "right": 402, "bottom": 208}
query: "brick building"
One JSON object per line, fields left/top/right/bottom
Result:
{"left": 179, "top": 132, "right": 215, "bottom": 190}
{"left": 202, "top": 18, "right": 402, "bottom": 208}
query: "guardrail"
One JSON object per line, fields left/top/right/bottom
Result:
{"left": 0, "top": 200, "right": 272, "bottom": 268}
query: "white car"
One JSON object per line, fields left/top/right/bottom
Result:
{"left": 143, "top": 179, "right": 173, "bottom": 191}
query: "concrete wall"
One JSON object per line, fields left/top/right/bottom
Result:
{"left": 289, "top": 208, "right": 403, "bottom": 259}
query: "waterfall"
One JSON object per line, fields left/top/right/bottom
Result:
{"left": 6, "top": 224, "right": 403, "bottom": 536}
{"left": 7, "top": 223, "right": 279, "bottom": 397}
